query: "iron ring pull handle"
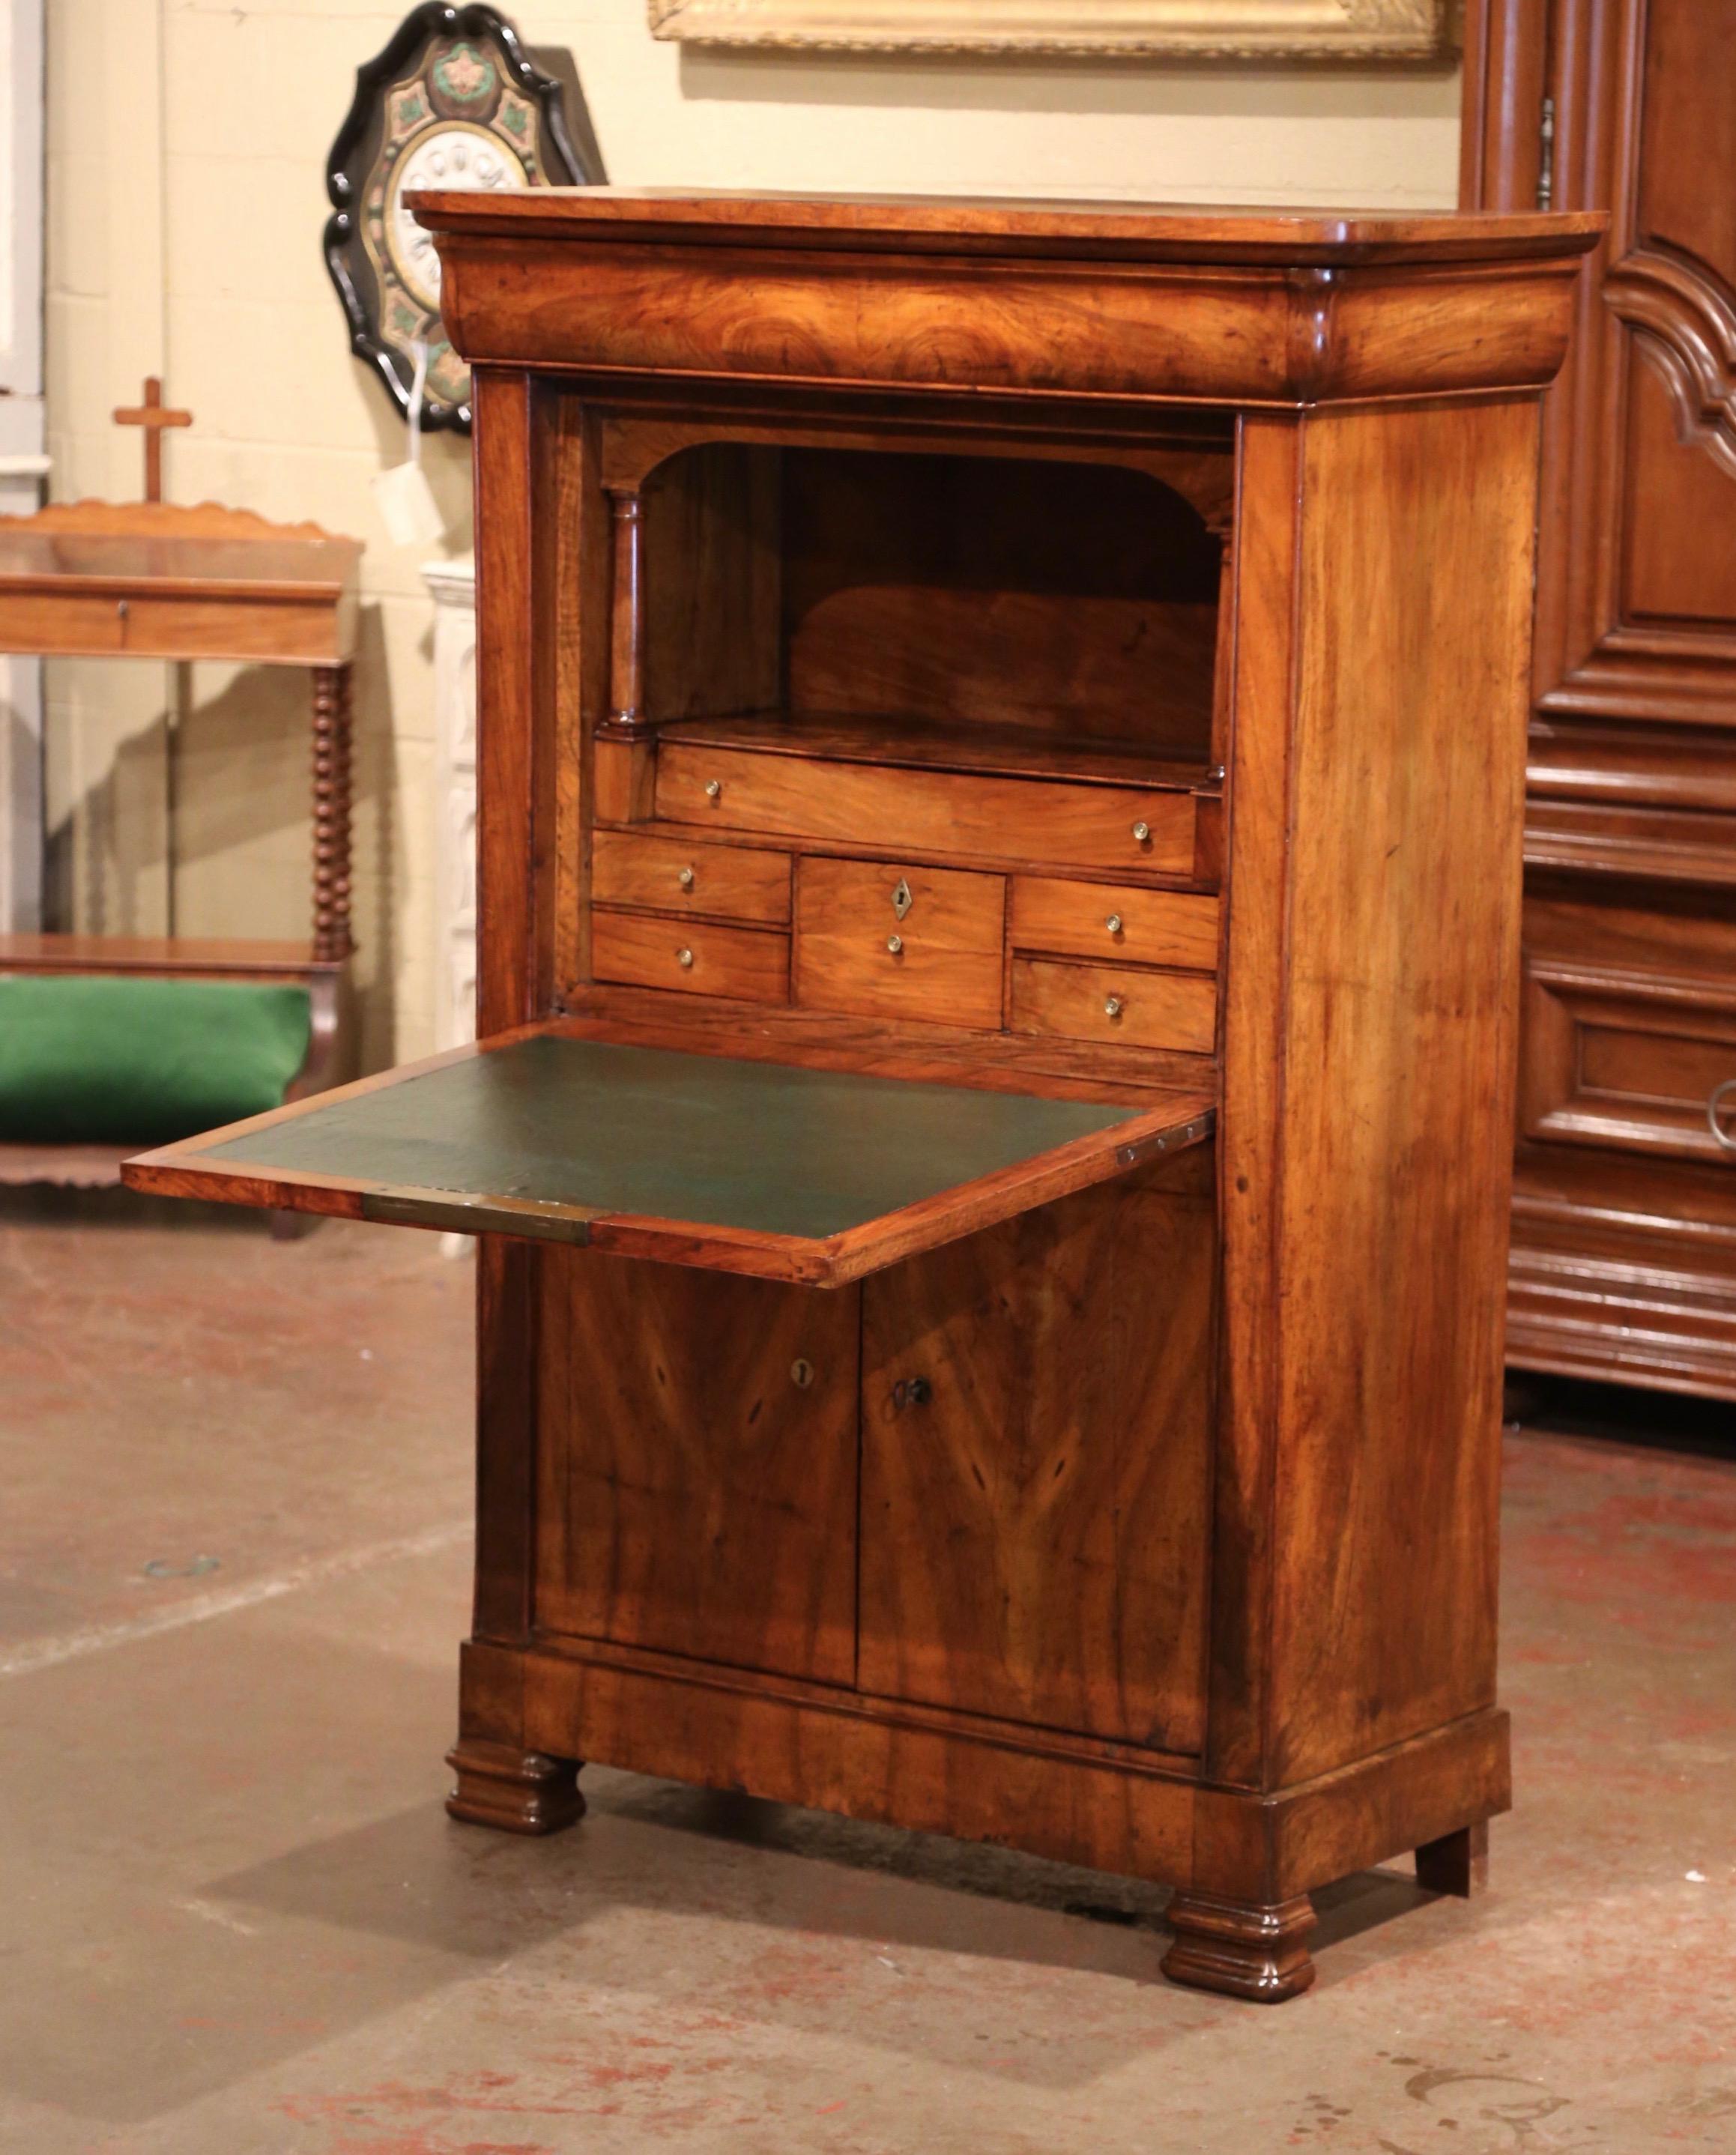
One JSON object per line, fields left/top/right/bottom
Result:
{"left": 1709, "top": 1078, "right": 1736, "bottom": 1154}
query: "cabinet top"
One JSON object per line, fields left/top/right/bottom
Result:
{"left": 411, "top": 187, "right": 1603, "bottom": 267}
{"left": 419, "top": 188, "right": 1604, "bottom": 407}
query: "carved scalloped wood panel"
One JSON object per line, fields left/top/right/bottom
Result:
{"left": 1532, "top": 0, "right": 1736, "bottom": 719}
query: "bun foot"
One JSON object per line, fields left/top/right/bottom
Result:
{"left": 1416, "top": 1819, "right": 1489, "bottom": 1897}
{"left": 1161, "top": 1890, "right": 1317, "bottom": 2002}
{"left": 446, "top": 1738, "right": 585, "bottom": 1834}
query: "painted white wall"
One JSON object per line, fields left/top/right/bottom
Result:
{"left": 0, "top": 0, "right": 46, "bottom": 933}
{"left": 45, "top": 0, "right": 1461, "bottom": 1061}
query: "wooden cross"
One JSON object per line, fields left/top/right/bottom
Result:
{"left": 112, "top": 376, "right": 192, "bottom": 503}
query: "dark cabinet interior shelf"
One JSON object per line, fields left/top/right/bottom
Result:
{"left": 655, "top": 711, "right": 1218, "bottom": 793}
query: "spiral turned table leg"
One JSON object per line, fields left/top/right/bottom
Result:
{"left": 312, "top": 662, "right": 354, "bottom": 963}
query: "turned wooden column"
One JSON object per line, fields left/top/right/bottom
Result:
{"left": 1206, "top": 505, "right": 1234, "bottom": 780}
{"left": 601, "top": 486, "right": 648, "bottom": 739}
{"left": 311, "top": 661, "right": 354, "bottom": 962}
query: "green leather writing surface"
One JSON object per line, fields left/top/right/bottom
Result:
{"left": 196, "top": 1034, "right": 1145, "bottom": 1240}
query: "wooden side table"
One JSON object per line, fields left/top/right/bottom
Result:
{"left": 0, "top": 498, "right": 362, "bottom": 1183}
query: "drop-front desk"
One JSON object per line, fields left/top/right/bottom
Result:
{"left": 127, "top": 191, "right": 1602, "bottom": 2001}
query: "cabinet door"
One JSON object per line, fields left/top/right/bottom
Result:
{"left": 1466, "top": 0, "right": 1736, "bottom": 716}
{"left": 534, "top": 1248, "right": 859, "bottom": 1684}
{"left": 858, "top": 1153, "right": 1214, "bottom": 1753}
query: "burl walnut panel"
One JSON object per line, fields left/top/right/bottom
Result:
{"left": 859, "top": 1151, "right": 1215, "bottom": 1752}
{"left": 535, "top": 1251, "right": 861, "bottom": 1684}
{"left": 782, "top": 449, "right": 1221, "bottom": 750}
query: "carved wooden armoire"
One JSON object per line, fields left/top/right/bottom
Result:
{"left": 1465, "top": 0, "right": 1736, "bottom": 1397}
{"left": 128, "top": 192, "right": 1597, "bottom": 2001}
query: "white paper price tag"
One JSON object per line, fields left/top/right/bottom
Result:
{"left": 372, "top": 339, "right": 446, "bottom": 548}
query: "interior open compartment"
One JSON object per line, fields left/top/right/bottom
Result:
{"left": 612, "top": 432, "right": 1234, "bottom": 799}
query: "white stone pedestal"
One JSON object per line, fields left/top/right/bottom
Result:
{"left": 423, "top": 554, "right": 477, "bottom": 1259}
{"left": 422, "top": 554, "right": 477, "bottom": 1056}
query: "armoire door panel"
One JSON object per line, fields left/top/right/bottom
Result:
{"left": 1621, "top": 350, "right": 1736, "bottom": 626}
{"left": 857, "top": 1154, "right": 1214, "bottom": 1752}
{"left": 1487, "top": 0, "right": 1736, "bottom": 715}
{"left": 1633, "top": 0, "right": 1736, "bottom": 282}
{"left": 1468, "top": 0, "right": 1736, "bottom": 1398}
{"left": 534, "top": 1248, "right": 860, "bottom": 1684}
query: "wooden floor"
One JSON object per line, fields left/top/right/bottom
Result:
{"left": 0, "top": 1191, "right": 1730, "bottom": 2152}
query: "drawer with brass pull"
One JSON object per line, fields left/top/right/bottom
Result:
{"left": 1522, "top": 952, "right": 1736, "bottom": 1164}
{"left": 1009, "top": 877, "right": 1220, "bottom": 971}
{"left": 1516, "top": 897, "right": 1736, "bottom": 1166}
{"left": 592, "top": 828, "right": 792, "bottom": 925}
{"left": 1010, "top": 955, "right": 1218, "bottom": 1055}
{"left": 592, "top": 909, "right": 790, "bottom": 1003}
{"left": 793, "top": 857, "right": 1005, "bottom": 1030}
{"left": 656, "top": 743, "right": 1197, "bottom": 876}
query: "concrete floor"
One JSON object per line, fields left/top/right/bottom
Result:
{"left": 1, "top": 1195, "right": 1732, "bottom": 2154}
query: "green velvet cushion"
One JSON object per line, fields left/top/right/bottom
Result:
{"left": 0, "top": 975, "right": 311, "bottom": 1145}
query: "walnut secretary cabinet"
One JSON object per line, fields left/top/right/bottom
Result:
{"left": 127, "top": 190, "right": 1599, "bottom": 2001}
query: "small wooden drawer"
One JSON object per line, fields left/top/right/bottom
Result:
{"left": 1522, "top": 959, "right": 1736, "bottom": 1163}
{"left": 0, "top": 593, "right": 127, "bottom": 654}
{"left": 1011, "top": 957, "right": 1218, "bottom": 1055}
{"left": 795, "top": 858, "right": 1005, "bottom": 1030}
{"left": 592, "top": 829, "right": 791, "bottom": 925}
{"left": 592, "top": 909, "right": 790, "bottom": 1004}
{"left": 1009, "top": 877, "right": 1220, "bottom": 970}
{"left": 656, "top": 743, "right": 1197, "bottom": 876}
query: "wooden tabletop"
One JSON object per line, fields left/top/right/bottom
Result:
{"left": 0, "top": 501, "right": 362, "bottom": 665}
{"left": 0, "top": 935, "right": 332, "bottom": 977}
{"left": 0, "top": 502, "right": 360, "bottom": 598}
{"left": 410, "top": 187, "right": 1606, "bottom": 265}
{"left": 124, "top": 1031, "right": 1215, "bottom": 1285}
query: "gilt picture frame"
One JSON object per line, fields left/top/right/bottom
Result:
{"left": 647, "top": 0, "right": 1453, "bottom": 59}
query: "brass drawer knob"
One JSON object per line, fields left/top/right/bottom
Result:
{"left": 892, "top": 1376, "right": 932, "bottom": 1410}
{"left": 1105, "top": 913, "right": 1123, "bottom": 936}
{"left": 704, "top": 779, "right": 722, "bottom": 801}
{"left": 1104, "top": 995, "right": 1125, "bottom": 1020}
{"left": 677, "top": 866, "right": 695, "bottom": 890}
{"left": 677, "top": 946, "right": 695, "bottom": 969}
{"left": 886, "top": 934, "right": 903, "bottom": 955}
{"left": 1711, "top": 1078, "right": 1736, "bottom": 1153}
{"left": 1131, "top": 820, "right": 1150, "bottom": 844}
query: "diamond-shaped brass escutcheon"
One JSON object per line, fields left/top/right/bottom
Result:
{"left": 891, "top": 877, "right": 913, "bottom": 920}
